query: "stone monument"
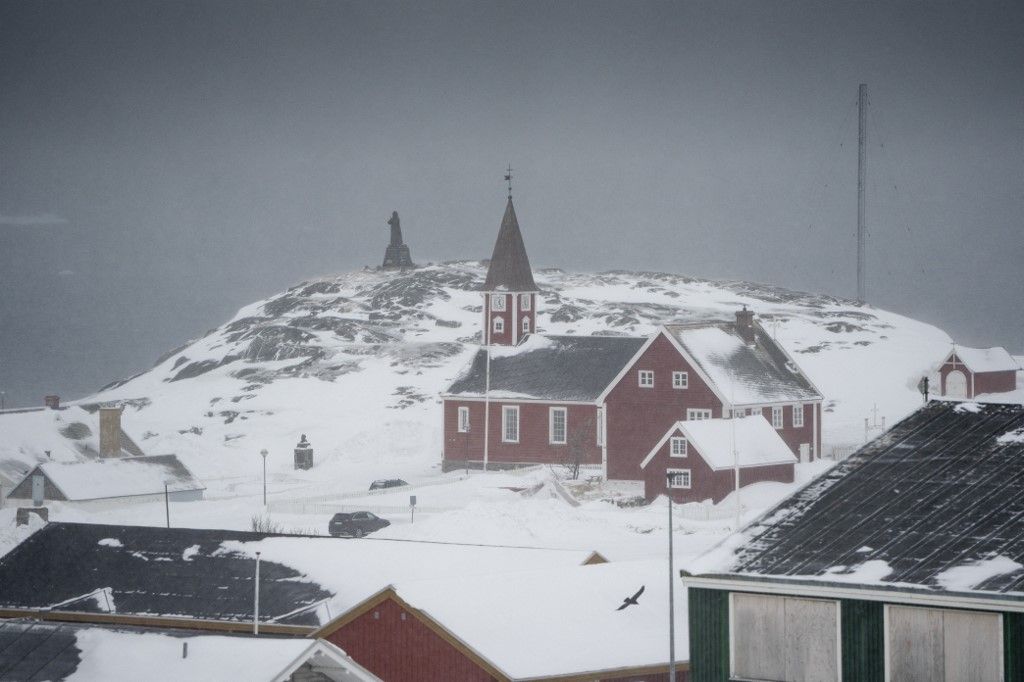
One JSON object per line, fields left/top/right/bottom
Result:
{"left": 382, "top": 211, "right": 414, "bottom": 269}
{"left": 293, "top": 434, "right": 314, "bottom": 470}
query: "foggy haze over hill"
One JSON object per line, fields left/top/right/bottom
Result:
{"left": 1, "top": 1, "right": 1021, "bottom": 408}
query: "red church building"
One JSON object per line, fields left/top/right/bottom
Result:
{"left": 441, "top": 197, "right": 824, "bottom": 487}
{"left": 938, "top": 345, "right": 1020, "bottom": 399}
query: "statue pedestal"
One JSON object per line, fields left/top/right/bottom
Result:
{"left": 383, "top": 244, "right": 413, "bottom": 269}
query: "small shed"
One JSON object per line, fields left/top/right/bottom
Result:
{"left": 6, "top": 455, "right": 204, "bottom": 504}
{"left": 939, "top": 346, "right": 1019, "bottom": 398}
{"left": 639, "top": 415, "right": 796, "bottom": 504}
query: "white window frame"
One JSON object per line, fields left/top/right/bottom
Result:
{"left": 672, "top": 371, "right": 688, "bottom": 389}
{"left": 686, "top": 408, "right": 712, "bottom": 421}
{"left": 666, "top": 468, "right": 691, "bottom": 489}
{"left": 522, "top": 316, "right": 530, "bottom": 334}
{"left": 493, "top": 316, "right": 504, "bottom": 334}
{"left": 772, "top": 406, "right": 784, "bottom": 429}
{"left": 490, "top": 294, "right": 506, "bottom": 311}
{"left": 670, "top": 436, "right": 688, "bottom": 457}
{"left": 501, "top": 405, "right": 519, "bottom": 443}
{"left": 520, "top": 295, "right": 531, "bottom": 311}
{"left": 595, "top": 407, "right": 605, "bottom": 446}
{"left": 549, "top": 407, "right": 567, "bottom": 445}
{"left": 638, "top": 370, "right": 654, "bottom": 388}
{"left": 792, "top": 403, "right": 804, "bottom": 428}
{"left": 457, "top": 406, "right": 470, "bottom": 433}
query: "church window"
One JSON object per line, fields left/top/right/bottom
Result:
{"left": 638, "top": 370, "right": 654, "bottom": 388}
{"left": 493, "top": 317, "right": 504, "bottom": 334}
{"left": 772, "top": 406, "right": 784, "bottom": 429}
{"left": 670, "top": 437, "right": 688, "bottom": 457}
{"left": 502, "top": 405, "right": 519, "bottom": 443}
{"left": 687, "top": 408, "right": 712, "bottom": 421}
{"left": 457, "top": 406, "right": 470, "bottom": 433}
{"left": 549, "top": 407, "right": 567, "bottom": 444}
{"left": 672, "top": 371, "right": 688, "bottom": 389}
{"left": 520, "top": 295, "right": 531, "bottom": 311}
{"left": 792, "top": 404, "right": 804, "bottom": 427}
{"left": 522, "top": 317, "right": 530, "bottom": 334}
{"left": 491, "top": 294, "right": 506, "bottom": 311}
{"left": 667, "top": 469, "right": 691, "bottom": 489}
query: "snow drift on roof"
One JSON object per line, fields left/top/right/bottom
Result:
{"left": 666, "top": 415, "right": 796, "bottom": 470}
{"left": 948, "top": 346, "right": 1019, "bottom": 373}
{"left": 667, "top": 322, "right": 820, "bottom": 405}
{"left": 28, "top": 455, "right": 203, "bottom": 501}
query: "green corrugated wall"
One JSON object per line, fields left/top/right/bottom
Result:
{"left": 840, "top": 599, "right": 885, "bottom": 681}
{"left": 1006, "top": 611, "right": 1024, "bottom": 682}
{"left": 687, "top": 587, "right": 729, "bottom": 682}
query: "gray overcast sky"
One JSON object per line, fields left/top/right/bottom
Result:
{"left": 1, "top": 0, "right": 1022, "bottom": 407}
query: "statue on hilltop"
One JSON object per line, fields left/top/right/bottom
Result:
{"left": 382, "top": 211, "right": 414, "bottom": 269}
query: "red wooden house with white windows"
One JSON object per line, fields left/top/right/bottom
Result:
{"left": 938, "top": 345, "right": 1019, "bottom": 399}
{"left": 639, "top": 414, "right": 796, "bottom": 504}
{"left": 441, "top": 197, "right": 824, "bottom": 486}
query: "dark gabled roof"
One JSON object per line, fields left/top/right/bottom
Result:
{"left": 445, "top": 334, "right": 647, "bottom": 402}
{"left": 0, "top": 620, "right": 81, "bottom": 681}
{"left": 666, "top": 321, "right": 820, "bottom": 404}
{"left": 0, "top": 523, "right": 331, "bottom": 625}
{"left": 710, "top": 401, "right": 1024, "bottom": 596}
{"left": 482, "top": 197, "right": 538, "bottom": 292}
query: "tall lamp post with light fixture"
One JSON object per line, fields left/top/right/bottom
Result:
{"left": 260, "top": 449, "right": 268, "bottom": 506}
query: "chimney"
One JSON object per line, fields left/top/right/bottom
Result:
{"left": 735, "top": 306, "right": 756, "bottom": 345}
{"left": 44, "top": 395, "right": 60, "bottom": 410}
{"left": 99, "top": 405, "right": 123, "bottom": 458}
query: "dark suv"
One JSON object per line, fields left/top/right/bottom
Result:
{"left": 369, "top": 479, "right": 408, "bottom": 491}
{"left": 328, "top": 511, "right": 390, "bottom": 538}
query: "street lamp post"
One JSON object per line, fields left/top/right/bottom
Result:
{"left": 260, "top": 449, "right": 268, "bottom": 506}
{"left": 666, "top": 473, "right": 677, "bottom": 682}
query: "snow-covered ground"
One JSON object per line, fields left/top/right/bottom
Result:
{"left": 0, "top": 263, "right": 954, "bottom": 569}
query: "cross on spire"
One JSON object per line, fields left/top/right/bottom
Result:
{"left": 504, "top": 164, "right": 514, "bottom": 198}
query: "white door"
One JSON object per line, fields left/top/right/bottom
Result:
{"left": 945, "top": 370, "right": 967, "bottom": 398}
{"left": 799, "top": 443, "right": 810, "bottom": 463}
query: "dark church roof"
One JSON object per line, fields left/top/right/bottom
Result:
{"left": 0, "top": 523, "right": 331, "bottom": 626}
{"left": 697, "top": 401, "right": 1024, "bottom": 599}
{"left": 445, "top": 334, "right": 646, "bottom": 401}
{"left": 482, "top": 197, "right": 538, "bottom": 292}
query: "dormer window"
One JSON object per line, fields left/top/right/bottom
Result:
{"left": 491, "top": 295, "right": 506, "bottom": 311}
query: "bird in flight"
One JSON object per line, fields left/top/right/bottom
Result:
{"left": 616, "top": 585, "right": 645, "bottom": 610}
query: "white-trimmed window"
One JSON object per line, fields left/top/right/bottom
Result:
{"left": 670, "top": 437, "right": 687, "bottom": 457}
{"left": 887, "top": 605, "right": 1002, "bottom": 681}
{"left": 667, "top": 468, "right": 691, "bottom": 489}
{"left": 772, "top": 406, "right": 784, "bottom": 429}
{"left": 731, "top": 593, "right": 839, "bottom": 681}
{"left": 493, "top": 316, "right": 504, "bottom": 334}
{"left": 549, "top": 407, "right": 567, "bottom": 444}
{"left": 672, "top": 371, "right": 688, "bottom": 389}
{"left": 490, "top": 294, "right": 506, "bottom": 311}
{"left": 457, "top": 406, "right": 470, "bottom": 433}
{"left": 502, "top": 405, "right": 519, "bottom": 443}
{"left": 687, "top": 408, "right": 712, "bottom": 421}
{"left": 638, "top": 370, "right": 654, "bottom": 388}
{"left": 522, "top": 317, "right": 530, "bottom": 334}
{"left": 792, "top": 403, "right": 804, "bottom": 427}
{"left": 520, "top": 295, "right": 531, "bottom": 311}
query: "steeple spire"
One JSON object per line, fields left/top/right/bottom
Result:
{"left": 483, "top": 196, "right": 538, "bottom": 292}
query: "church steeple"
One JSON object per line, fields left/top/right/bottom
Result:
{"left": 482, "top": 195, "right": 538, "bottom": 346}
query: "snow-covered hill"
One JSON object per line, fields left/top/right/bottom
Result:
{"left": 4, "top": 262, "right": 951, "bottom": 488}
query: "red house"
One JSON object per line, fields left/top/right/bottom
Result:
{"left": 441, "top": 198, "right": 824, "bottom": 482}
{"left": 939, "top": 345, "right": 1019, "bottom": 399}
{"left": 640, "top": 414, "right": 796, "bottom": 504}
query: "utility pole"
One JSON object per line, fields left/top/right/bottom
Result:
{"left": 857, "top": 83, "right": 868, "bottom": 303}
{"left": 253, "top": 551, "right": 261, "bottom": 635}
{"left": 260, "top": 449, "right": 268, "bottom": 506}
{"left": 164, "top": 482, "right": 170, "bottom": 528}
{"left": 666, "top": 477, "right": 676, "bottom": 682}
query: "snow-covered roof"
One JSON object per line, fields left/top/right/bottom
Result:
{"left": 687, "top": 401, "right": 1024, "bottom": 600}
{"left": 0, "top": 405, "right": 145, "bottom": 485}
{"left": 445, "top": 334, "right": 646, "bottom": 401}
{"left": 330, "top": 559, "right": 687, "bottom": 679}
{"left": 14, "top": 455, "right": 203, "bottom": 501}
{"left": 0, "top": 523, "right": 595, "bottom": 627}
{"left": 666, "top": 321, "right": 821, "bottom": 405}
{"left": 0, "top": 619, "right": 378, "bottom": 681}
{"left": 945, "top": 345, "right": 1019, "bottom": 373}
{"left": 641, "top": 415, "right": 797, "bottom": 471}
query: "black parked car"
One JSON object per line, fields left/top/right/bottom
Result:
{"left": 328, "top": 511, "right": 391, "bottom": 538}
{"left": 369, "top": 478, "right": 408, "bottom": 491}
